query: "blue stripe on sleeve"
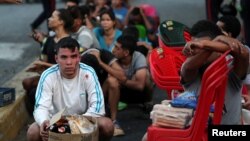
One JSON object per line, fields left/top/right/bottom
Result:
{"left": 34, "top": 65, "right": 59, "bottom": 109}
{"left": 80, "top": 63, "right": 102, "bottom": 113}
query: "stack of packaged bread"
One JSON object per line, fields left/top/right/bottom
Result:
{"left": 150, "top": 100, "right": 193, "bottom": 129}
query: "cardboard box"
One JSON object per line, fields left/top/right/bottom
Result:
{"left": 48, "top": 109, "right": 99, "bottom": 141}
{"left": 0, "top": 87, "right": 15, "bottom": 107}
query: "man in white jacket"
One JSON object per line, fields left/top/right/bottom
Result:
{"left": 27, "top": 37, "right": 114, "bottom": 141}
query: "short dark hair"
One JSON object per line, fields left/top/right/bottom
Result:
{"left": 122, "top": 25, "right": 139, "bottom": 40}
{"left": 191, "top": 20, "right": 222, "bottom": 39}
{"left": 67, "top": 6, "right": 83, "bottom": 20}
{"left": 117, "top": 35, "right": 137, "bottom": 55}
{"left": 56, "top": 37, "right": 80, "bottom": 54}
{"left": 57, "top": 8, "right": 74, "bottom": 32}
{"left": 218, "top": 15, "right": 241, "bottom": 38}
{"left": 79, "top": 5, "right": 90, "bottom": 17}
{"left": 131, "top": 7, "right": 141, "bottom": 16}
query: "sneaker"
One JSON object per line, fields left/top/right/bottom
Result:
{"left": 118, "top": 101, "right": 127, "bottom": 111}
{"left": 113, "top": 120, "right": 125, "bottom": 136}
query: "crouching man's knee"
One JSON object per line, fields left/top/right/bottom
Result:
{"left": 97, "top": 117, "right": 114, "bottom": 141}
{"left": 27, "top": 122, "right": 41, "bottom": 141}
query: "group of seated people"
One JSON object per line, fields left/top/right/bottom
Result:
{"left": 23, "top": 0, "right": 250, "bottom": 141}
{"left": 24, "top": 0, "right": 156, "bottom": 140}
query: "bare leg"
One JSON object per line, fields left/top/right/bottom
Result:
{"left": 27, "top": 122, "right": 42, "bottom": 141}
{"left": 102, "top": 76, "right": 120, "bottom": 121}
{"left": 97, "top": 117, "right": 114, "bottom": 141}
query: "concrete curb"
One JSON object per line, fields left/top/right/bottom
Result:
{"left": 0, "top": 64, "right": 36, "bottom": 141}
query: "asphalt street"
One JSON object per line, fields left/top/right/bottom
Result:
{"left": 0, "top": 0, "right": 206, "bottom": 140}
{"left": 0, "top": 0, "right": 205, "bottom": 86}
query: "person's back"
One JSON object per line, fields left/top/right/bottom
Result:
{"left": 72, "top": 25, "right": 101, "bottom": 51}
{"left": 68, "top": 6, "right": 101, "bottom": 53}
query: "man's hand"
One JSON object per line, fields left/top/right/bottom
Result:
{"left": 40, "top": 120, "right": 49, "bottom": 141}
{"left": 31, "top": 30, "right": 46, "bottom": 43}
{"left": 213, "top": 35, "right": 245, "bottom": 55}
{"left": 89, "top": 50, "right": 102, "bottom": 63}
{"left": 182, "top": 41, "right": 204, "bottom": 56}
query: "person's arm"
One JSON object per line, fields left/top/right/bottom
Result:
{"left": 83, "top": 68, "right": 105, "bottom": 117}
{"left": 183, "top": 40, "right": 230, "bottom": 56}
{"left": 101, "top": 61, "right": 126, "bottom": 82}
{"left": 183, "top": 36, "right": 249, "bottom": 80}
{"left": 213, "top": 36, "right": 249, "bottom": 79}
{"left": 139, "top": 7, "right": 153, "bottom": 32}
{"left": 33, "top": 72, "right": 53, "bottom": 126}
{"left": 26, "top": 60, "right": 50, "bottom": 74}
{"left": 182, "top": 38, "right": 234, "bottom": 83}
{"left": 123, "top": 68, "right": 147, "bottom": 91}
{"left": 181, "top": 48, "right": 212, "bottom": 83}
{"left": 89, "top": 51, "right": 127, "bottom": 82}
{"left": 122, "top": 52, "right": 148, "bottom": 91}
{"left": 31, "top": 30, "right": 47, "bottom": 45}
{"left": 35, "top": 61, "right": 53, "bottom": 68}
{"left": 123, "top": 6, "right": 133, "bottom": 26}
{"left": 40, "top": 120, "right": 50, "bottom": 141}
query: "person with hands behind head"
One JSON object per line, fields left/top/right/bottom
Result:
{"left": 142, "top": 19, "right": 249, "bottom": 141}
{"left": 124, "top": 6, "right": 157, "bottom": 46}
{"left": 181, "top": 20, "right": 249, "bottom": 125}
{"left": 27, "top": 37, "right": 114, "bottom": 141}
{"left": 81, "top": 48, "right": 126, "bottom": 136}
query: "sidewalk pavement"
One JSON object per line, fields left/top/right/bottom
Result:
{"left": 0, "top": 62, "right": 37, "bottom": 141}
